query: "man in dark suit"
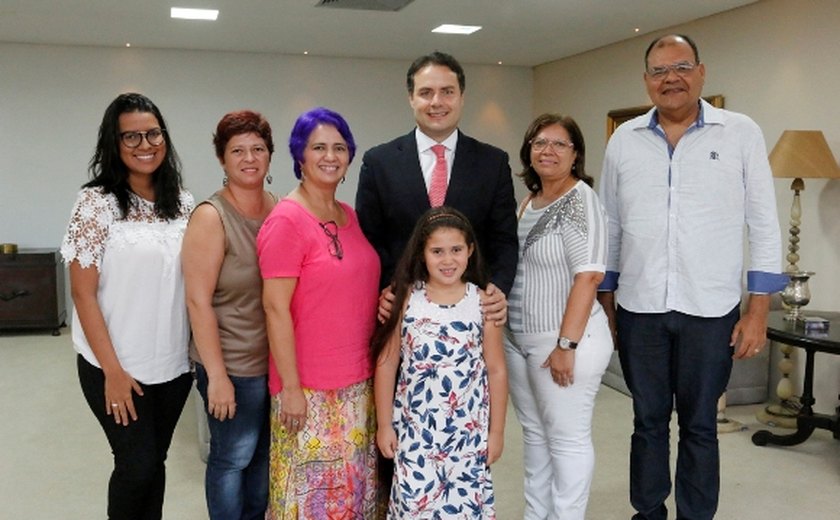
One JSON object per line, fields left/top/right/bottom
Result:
{"left": 355, "top": 51, "right": 518, "bottom": 319}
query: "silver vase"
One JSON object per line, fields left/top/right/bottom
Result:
{"left": 780, "top": 271, "right": 814, "bottom": 321}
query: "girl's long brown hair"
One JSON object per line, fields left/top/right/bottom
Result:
{"left": 369, "top": 207, "right": 488, "bottom": 362}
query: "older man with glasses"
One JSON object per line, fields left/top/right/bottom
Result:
{"left": 597, "top": 34, "right": 787, "bottom": 520}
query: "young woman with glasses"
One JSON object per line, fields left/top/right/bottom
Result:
{"left": 61, "top": 92, "right": 193, "bottom": 519}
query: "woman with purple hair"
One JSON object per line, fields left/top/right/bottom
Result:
{"left": 256, "top": 107, "right": 384, "bottom": 518}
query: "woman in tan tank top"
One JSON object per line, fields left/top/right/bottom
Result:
{"left": 182, "top": 110, "right": 277, "bottom": 519}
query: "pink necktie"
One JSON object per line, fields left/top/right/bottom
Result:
{"left": 429, "top": 144, "right": 448, "bottom": 207}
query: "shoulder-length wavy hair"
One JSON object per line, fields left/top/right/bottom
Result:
{"left": 288, "top": 107, "right": 356, "bottom": 180}
{"left": 369, "top": 206, "right": 488, "bottom": 362}
{"left": 518, "top": 113, "right": 593, "bottom": 193}
{"left": 85, "top": 92, "right": 184, "bottom": 219}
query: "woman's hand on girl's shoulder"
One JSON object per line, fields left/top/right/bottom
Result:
{"left": 377, "top": 286, "right": 396, "bottom": 324}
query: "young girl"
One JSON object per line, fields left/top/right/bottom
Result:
{"left": 372, "top": 207, "right": 508, "bottom": 519}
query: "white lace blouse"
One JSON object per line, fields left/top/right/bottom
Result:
{"left": 61, "top": 187, "right": 194, "bottom": 384}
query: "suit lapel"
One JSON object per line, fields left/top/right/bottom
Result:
{"left": 396, "top": 132, "right": 432, "bottom": 212}
{"left": 445, "top": 131, "right": 473, "bottom": 207}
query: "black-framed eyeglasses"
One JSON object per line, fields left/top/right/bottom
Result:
{"left": 646, "top": 61, "right": 699, "bottom": 80}
{"left": 119, "top": 128, "right": 166, "bottom": 148}
{"left": 319, "top": 221, "right": 343, "bottom": 260}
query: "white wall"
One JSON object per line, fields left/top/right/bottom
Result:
{"left": 533, "top": 0, "right": 840, "bottom": 412}
{"left": 3, "top": 0, "right": 837, "bottom": 411}
{"left": 0, "top": 43, "right": 532, "bottom": 249}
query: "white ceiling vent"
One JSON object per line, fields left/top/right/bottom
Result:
{"left": 315, "top": 0, "right": 414, "bottom": 12}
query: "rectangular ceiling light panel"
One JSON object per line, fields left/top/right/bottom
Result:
{"left": 171, "top": 7, "right": 219, "bottom": 20}
{"left": 432, "top": 24, "right": 482, "bottom": 35}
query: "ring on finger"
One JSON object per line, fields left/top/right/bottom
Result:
{"left": 111, "top": 403, "right": 119, "bottom": 408}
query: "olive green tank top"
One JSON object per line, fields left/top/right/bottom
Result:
{"left": 189, "top": 191, "right": 275, "bottom": 377}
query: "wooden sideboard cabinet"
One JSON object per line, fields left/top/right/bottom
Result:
{"left": 0, "top": 249, "right": 67, "bottom": 335}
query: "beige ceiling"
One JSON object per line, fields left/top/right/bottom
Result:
{"left": 0, "top": 0, "right": 757, "bottom": 67}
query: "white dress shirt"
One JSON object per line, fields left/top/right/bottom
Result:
{"left": 415, "top": 128, "right": 458, "bottom": 191}
{"left": 599, "top": 100, "right": 786, "bottom": 317}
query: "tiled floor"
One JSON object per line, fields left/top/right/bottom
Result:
{"left": 2, "top": 329, "right": 838, "bottom": 519}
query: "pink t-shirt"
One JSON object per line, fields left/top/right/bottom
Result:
{"left": 257, "top": 198, "right": 380, "bottom": 395}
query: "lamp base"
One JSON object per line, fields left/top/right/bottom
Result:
{"left": 716, "top": 417, "right": 746, "bottom": 434}
{"left": 780, "top": 271, "right": 814, "bottom": 321}
{"left": 756, "top": 400, "right": 800, "bottom": 429}
{"left": 783, "top": 309, "right": 805, "bottom": 322}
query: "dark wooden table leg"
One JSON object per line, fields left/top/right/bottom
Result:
{"left": 752, "top": 349, "right": 818, "bottom": 447}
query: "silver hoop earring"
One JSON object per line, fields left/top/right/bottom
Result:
{"left": 341, "top": 176, "right": 346, "bottom": 184}
{"left": 266, "top": 174, "right": 273, "bottom": 185}
{"left": 222, "top": 176, "right": 229, "bottom": 187}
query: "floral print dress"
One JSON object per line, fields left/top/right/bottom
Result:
{"left": 390, "top": 282, "right": 495, "bottom": 519}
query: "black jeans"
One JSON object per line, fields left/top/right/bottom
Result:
{"left": 78, "top": 355, "right": 192, "bottom": 520}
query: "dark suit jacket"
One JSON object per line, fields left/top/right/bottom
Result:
{"left": 355, "top": 129, "right": 518, "bottom": 295}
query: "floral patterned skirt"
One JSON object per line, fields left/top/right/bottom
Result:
{"left": 267, "top": 378, "right": 386, "bottom": 519}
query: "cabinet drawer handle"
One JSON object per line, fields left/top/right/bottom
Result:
{"left": 0, "top": 289, "right": 30, "bottom": 302}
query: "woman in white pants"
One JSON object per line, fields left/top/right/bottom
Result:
{"left": 506, "top": 113, "right": 614, "bottom": 519}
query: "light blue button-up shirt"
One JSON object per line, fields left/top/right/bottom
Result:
{"left": 599, "top": 100, "right": 787, "bottom": 317}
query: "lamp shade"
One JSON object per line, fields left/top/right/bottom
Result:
{"left": 770, "top": 130, "right": 840, "bottom": 179}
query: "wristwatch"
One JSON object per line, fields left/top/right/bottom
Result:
{"left": 556, "top": 336, "right": 578, "bottom": 350}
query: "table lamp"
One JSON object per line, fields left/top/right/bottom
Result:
{"left": 758, "top": 130, "right": 840, "bottom": 429}
{"left": 770, "top": 130, "right": 840, "bottom": 320}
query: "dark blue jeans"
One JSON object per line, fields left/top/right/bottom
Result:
{"left": 195, "top": 363, "right": 270, "bottom": 520}
{"left": 617, "top": 306, "right": 738, "bottom": 520}
{"left": 78, "top": 355, "right": 192, "bottom": 520}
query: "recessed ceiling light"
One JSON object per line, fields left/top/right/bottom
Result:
{"left": 125, "top": 43, "right": 131, "bottom": 48}
{"left": 171, "top": 7, "right": 219, "bottom": 21}
{"left": 432, "top": 24, "right": 482, "bottom": 35}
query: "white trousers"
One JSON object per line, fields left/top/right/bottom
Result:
{"left": 504, "top": 311, "right": 613, "bottom": 520}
